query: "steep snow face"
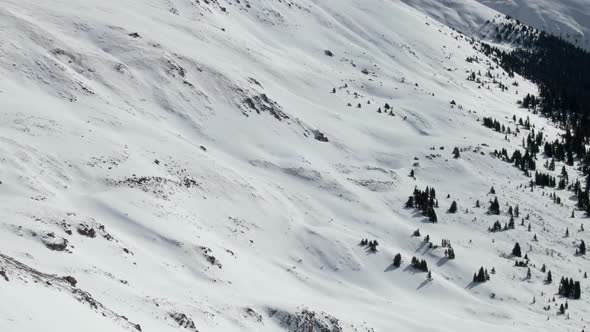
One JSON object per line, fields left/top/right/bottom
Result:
{"left": 400, "top": 0, "right": 498, "bottom": 34}
{"left": 0, "top": 0, "right": 588, "bottom": 332}
{"left": 476, "top": 0, "right": 590, "bottom": 49}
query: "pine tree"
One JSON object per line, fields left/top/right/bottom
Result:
{"left": 428, "top": 207, "right": 438, "bottom": 223}
{"left": 474, "top": 267, "right": 487, "bottom": 282}
{"left": 447, "top": 247, "right": 455, "bottom": 259}
{"left": 489, "top": 197, "right": 500, "bottom": 215}
{"left": 453, "top": 147, "right": 461, "bottom": 159}
{"left": 573, "top": 281, "right": 581, "bottom": 299}
{"left": 421, "top": 259, "right": 428, "bottom": 272}
{"left": 546, "top": 270, "right": 552, "bottom": 284}
{"left": 580, "top": 240, "right": 586, "bottom": 255}
{"left": 512, "top": 242, "right": 522, "bottom": 257}
{"left": 448, "top": 201, "right": 458, "bottom": 213}
{"left": 393, "top": 253, "right": 402, "bottom": 267}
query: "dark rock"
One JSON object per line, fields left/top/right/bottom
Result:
{"left": 313, "top": 130, "right": 329, "bottom": 142}
{"left": 62, "top": 275, "right": 78, "bottom": 287}
{"left": 77, "top": 224, "right": 97, "bottom": 238}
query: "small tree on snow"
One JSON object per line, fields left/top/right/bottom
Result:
{"left": 393, "top": 253, "right": 402, "bottom": 267}
{"left": 512, "top": 242, "right": 522, "bottom": 257}
{"left": 448, "top": 201, "right": 458, "bottom": 213}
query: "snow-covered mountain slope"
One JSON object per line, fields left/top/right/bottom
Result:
{"left": 0, "top": 0, "right": 588, "bottom": 331}
{"left": 476, "top": 0, "right": 590, "bottom": 49}
{"left": 400, "top": 0, "right": 498, "bottom": 35}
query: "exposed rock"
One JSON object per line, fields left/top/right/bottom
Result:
{"left": 169, "top": 312, "right": 198, "bottom": 331}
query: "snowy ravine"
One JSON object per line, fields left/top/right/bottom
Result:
{"left": 0, "top": 0, "right": 588, "bottom": 331}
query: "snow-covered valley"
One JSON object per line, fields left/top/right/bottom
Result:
{"left": 0, "top": 0, "right": 588, "bottom": 331}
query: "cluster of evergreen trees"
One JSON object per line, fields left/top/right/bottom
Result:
{"left": 543, "top": 139, "right": 573, "bottom": 165}
{"left": 359, "top": 239, "right": 379, "bottom": 253}
{"left": 523, "top": 129, "right": 543, "bottom": 154}
{"left": 482, "top": 116, "right": 509, "bottom": 133}
{"left": 492, "top": 148, "right": 536, "bottom": 172}
{"left": 520, "top": 93, "right": 539, "bottom": 109}
{"left": 480, "top": 33, "right": 590, "bottom": 208}
{"left": 488, "top": 197, "right": 501, "bottom": 215}
{"left": 488, "top": 219, "right": 515, "bottom": 232}
{"left": 558, "top": 277, "right": 582, "bottom": 299}
{"left": 405, "top": 186, "right": 438, "bottom": 222}
{"left": 534, "top": 171, "right": 556, "bottom": 187}
{"left": 473, "top": 267, "right": 490, "bottom": 283}
{"left": 411, "top": 257, "right": 429, "bottom": 272}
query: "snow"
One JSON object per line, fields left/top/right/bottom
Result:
{"left": 476, "top": 0, "right": 590, "bottom": 49}
{"left": 0, "top": 0, "right": 588, "bottom": 331}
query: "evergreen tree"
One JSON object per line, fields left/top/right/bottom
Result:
{"left": 428, "top": 207, "right": 438, "bottom": 223}
{"left": 580, "top": 240, "right": 586, "bottom": 255}
{"left": 512, "top": 242, "right": 522, "bottom": 257}
{"left": 448, "top": 201, "right": 458, "bottom": 213}
{"left": 489, "top": 197, "right": 500, "bottom": 215}
{"left": 474, "top": 267, "right": 487, "bottom": 282}
{"left": 393, "top": 253, "right": 402, "bottom": 267}
{"left": 447, "top": 247, "right": 456, "bottom": 259}
{"left": 574, "top": 281, "right": 581, "bottom": 299}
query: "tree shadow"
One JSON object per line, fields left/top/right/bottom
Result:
{"left": 364, "top": 247, "right": 378, "bottom": 255}
{"left": 414, "top": 240, "right": 429, "bottom": 253}
{"left": 403, "top": 265, "right": 421, "bottom": 275}
{"left": 384, "top": 263, "right": 399, "bottom": 272}
{"left": 416, "top": 279, "right": 430, "bottom": 290}
{"left": 465, "top": 281, "right": 483, "bottom": 290}
{"left": 436, "top": 256, "right": 450, "bottom": 267}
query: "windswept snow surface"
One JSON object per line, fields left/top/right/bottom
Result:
{"left": 0, "top": 0, "right": 588, "bottom": 331}
{"left": 477, "top": 0, "right": 590, "bottom": 49}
